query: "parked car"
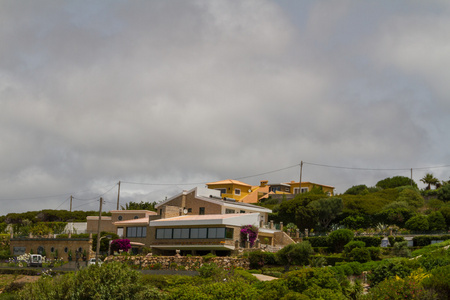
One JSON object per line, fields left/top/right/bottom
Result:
{"left": 88, "top": 258, "right": 102, "bottom": 266}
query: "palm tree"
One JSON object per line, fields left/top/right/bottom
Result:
{"left": 420, "top": 173, "right": 439, "bottom": 190}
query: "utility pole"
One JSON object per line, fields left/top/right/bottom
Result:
{"left": 299, "top": 161, "right": 303, "bottom": 194}
{"left": 116, "top": 181, "right": 121, "bottom": 210}
{"left": 95, "top": 197, "right": 103, "bottom": 263}
{"left": 70, "top": 195, "right": 73, "bottom": 212}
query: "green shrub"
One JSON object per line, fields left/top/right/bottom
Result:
{"left": 348, "top": 248, "right": 371, "bottom": 263}
{"left": 413, "top": 236, "right": 432, "bottom": 247}
{"left": 422, "top": 264, "right": 450, "bottom": 299}
{"left": 405, "top": 215, "right": 429, "bottom": 231}
{"left": 276, "top": 241, "right": 313, "bottom": 271}
{"left": 283, "top": 267, "right": 343, "bottom": 295}
{"left": 18, "top": 262, "right": 143, "bottom": 300}
{"left": 354, "top": 236, "right": 381, "bottom": 247}
{"left": 364, "top": 274, "right": 428, "bottom": 300}
{"left": 304, "top": 236, "right": 329, "bottom": 247}
{"left": 368, "top": 259, "right": 413, "bottom": 286}
{"left": 367, "top": 247, "right": 381, "bottom": 260}
{"left": 343, "top": 241, "right": 365, "bottom": 256}
{"left": 392, "top": 241, "right": 411, "bottom": 258}
{"left": 322, "top": 255, "right": 346, "bottom": 266}
{"left": 328, "top": 229, "right": 354, "bottom": 253}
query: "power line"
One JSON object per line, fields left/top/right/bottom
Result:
{"left": 234, "top": 164, "right": 300, "bottom": 180}
{"left": 303, "top": 162, "right": 450, "bottom": 172}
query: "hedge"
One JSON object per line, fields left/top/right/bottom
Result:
{"left": 304, "top": 236, "right": 329, "bottom": 247}
{"left": 354, "top": 236, "right": 382, "bottom": 247}
{"left": 413, "top": 235, "right": 450, "bottom": 247}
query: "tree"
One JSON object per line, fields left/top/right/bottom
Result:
{"left": 397, "top": 187, "right": 424, "bottom": 208}
{"left": 308, "top": 197, "right": 343, "bottom": 229}
{"left": 121, "top": 201, "right": 157, "bottom": 211}
{"left": 437, "top": 184, "right": 450, "bottom": 202}
{"left": 376, "top": 176, "right": 417, "bottom": 189}
{"left": 427, "top": 211, "right": 446, "bottom": 231}
{"left": 420, "top": 173, "right": 439, "bottom": 190}
{"left": 328, "top": 229, "right": 354, "bottom": 253}
{"left": 344, "top": 185, "right": 369, "bottom": 195}
{"left": 405, "top": 215, "right": 429, "bottom": 231}
{"left": 276, "top": 241, "right": 313, "bottom": 271}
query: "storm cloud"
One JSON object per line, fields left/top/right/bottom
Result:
{"left": 1, "top": 0, "right": 449, "bottom": 214}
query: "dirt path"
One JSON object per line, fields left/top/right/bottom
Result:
{"left": 252, "top": 274, "right": 278, "bottom": 281}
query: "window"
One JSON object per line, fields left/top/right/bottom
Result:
{"left": 50, "top": 247, "right": 55, "bottom": 253}
{"left": 127, "top": 226, "right": 147, "bottom": 238}
{"left": 225, "top": 209, "right": 235, "bottom": 214}
{"left": 240, "top": 210, "right": 245, "bottom": 213}
{"left": 234, "top": 189, "right": 241, "bottom": 195}
{"left": 156, "top": 227, "right": 233, "bottom": 239}
{"left": 134, "top": 216, "right": 139, "bottom": 219}
{"left": 199, "top": 207, "right": 205, "bottom": 215}
{"left": 187, "top": 208, "right": 192, "bottom": 213}
{"left": 64, "top": 247, "right": 68, "bottom": 253}
{"left": 117, "top": 227, "right": 124, "bottom": 238}
{"left": 118, "top": 215, "right": 123, "bottom": 221}
{"left": 226, "top": 228, "right": 234, "bottom": 239}
{"left": 173, "top": 228, "right": 190, "bottom": 239}
{"left": 216, "top": 188, "right": 227, "bottom": 195}
{"left": 37, "top": 246, "right": 44, "bottom": 255}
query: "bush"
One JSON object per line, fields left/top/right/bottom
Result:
{"left": 348, "top": 248, "right": 371, "bottom": 263}
{"left": 304, "top": 236, "right": 329, "bottom": 247}
{"left": 428, "top": 211, "right": 447, "bottom": 231}
{"left": 393, "top": 241, "right": 411, "bottom": 258}
{"left": 18, "top": 262, "right": 143, "bottom": 299}
{"left": 367, "top": 247, "right": 381, "bottom": 260}
{"left": 283, "top": 267, "right": 343, "bottom": 295}
{"left": 365, "top": 273, "right": 429, "bottom": 299}
{"left": 368, "top": 259, "right": 413, "bottom": 286}
{"left": 413, "top": 236, "right": 432, "bottom": 247}
{"left": 343, "top": 241, "right": 365, "bottom": 256}
{"left": 276, "top": 242, "right": 313, "bottom": 271}
{"left": 405, "top": 215, "right": 429, "bottom": 231}
{"left": 328, "top": 229, "right": 354, "bottom": 253}
{"left": 322, "top": 255, "right": 346, "bottom": 266}
{"left": 354, "top": 236, "right": 381, "bottom": 247}
{"left": 422, "top": 264, "right": 450, "bottom": 298}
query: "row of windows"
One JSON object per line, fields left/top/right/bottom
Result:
{"left": 127, "top": 226, "right": 147, "bottom": 238}
{"left": 156, "top": 227, "right": 234, "bottom": 240}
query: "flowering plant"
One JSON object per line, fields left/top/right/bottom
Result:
{"left": 110, "top": 239, "right": 131, "bottom": 253}
{"left": 240, "top": 225, "right": 258, "bottom": 247}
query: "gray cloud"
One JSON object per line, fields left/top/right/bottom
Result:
{"left": 1, "top": 0, "right": 450, "bottom": 214}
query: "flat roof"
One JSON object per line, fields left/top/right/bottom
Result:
{"left": 150, "top": 213, "right": 260, "bottom": 227}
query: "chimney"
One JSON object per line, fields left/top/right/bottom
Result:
{"left": 260, "top": 180, "right": 268, "bottom": 187}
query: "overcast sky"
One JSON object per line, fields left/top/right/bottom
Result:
{"left": 1, "top": 0, "right": 450, "bottom": 215}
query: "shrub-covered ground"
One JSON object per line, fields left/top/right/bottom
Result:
{"left": 1, "top": 239, "right": 449, "bottom": 300}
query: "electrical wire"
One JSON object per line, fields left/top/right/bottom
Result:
{"left": 303, "top": 161, "right": 450, "bottom": 171}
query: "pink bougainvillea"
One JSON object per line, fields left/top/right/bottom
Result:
{"left": 110, "top": 239, "right": 131, "bottom": 253}
{"left": 240, "top": 225, "right": 258, "bottom": 247}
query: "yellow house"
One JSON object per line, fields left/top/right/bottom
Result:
{"left": 206, "top": 179, "right": 253, "bottom": 202}
{"left": 286, "top": 181, "right": 334, "bottom": 196}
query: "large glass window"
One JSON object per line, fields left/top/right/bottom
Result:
{"left": 127, "top": 226, "right": 147, "bottom": 238}
{"left": 156, "top": 227, "right": 233, "bottom": 239}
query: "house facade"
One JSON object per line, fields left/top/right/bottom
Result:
{"left": 155, "top": 187, "right": 271, "bottom": 223}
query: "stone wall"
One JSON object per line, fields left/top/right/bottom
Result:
{"left": 105, "top": 255, "right": 250, "bottom": 270}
